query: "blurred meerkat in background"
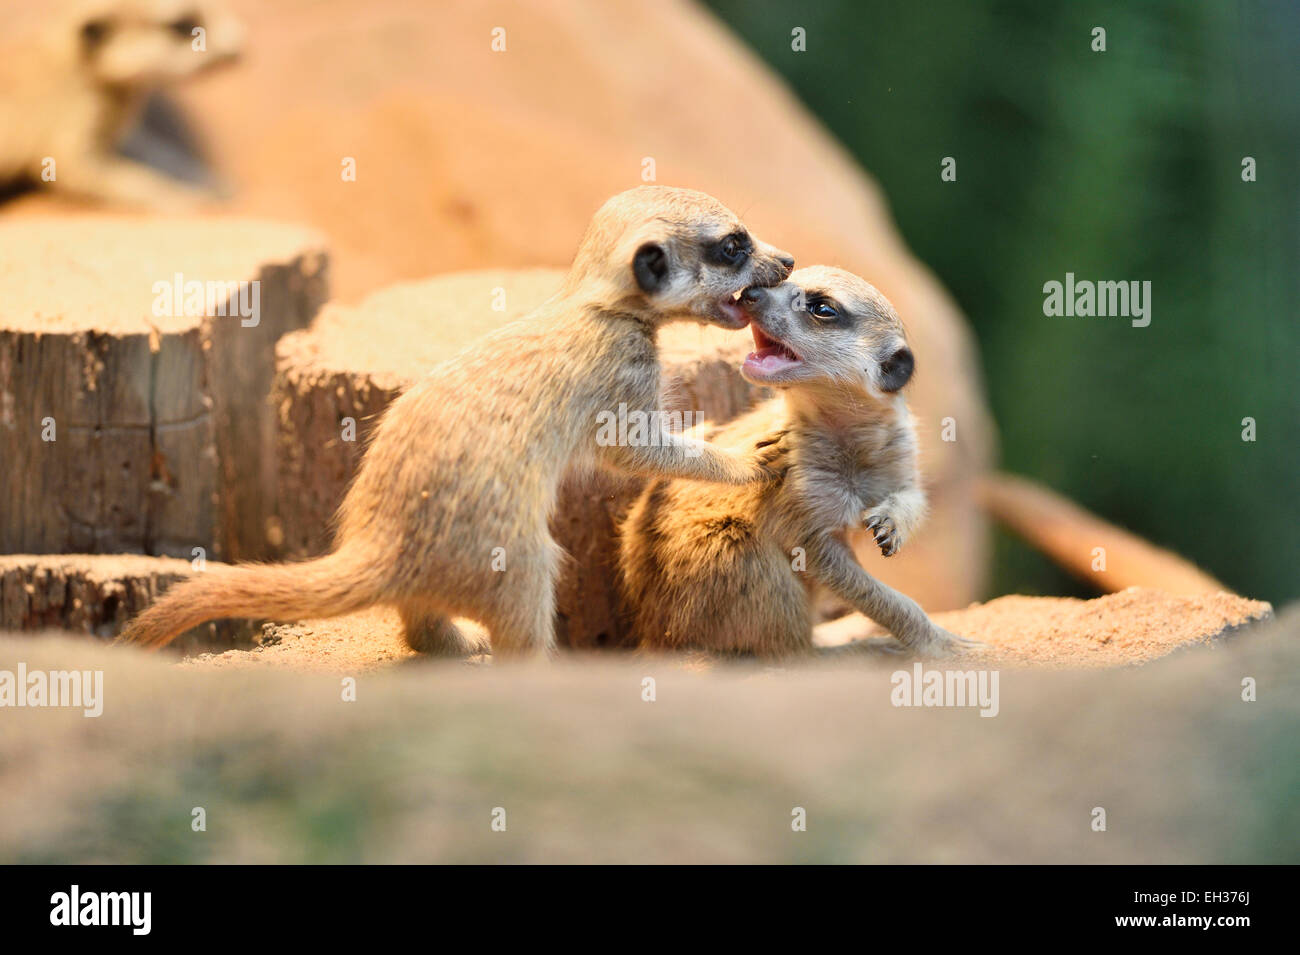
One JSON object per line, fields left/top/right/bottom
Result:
{"left": 0, "top": 0, "right": 242, "bottom": 207}
{"left": 620, "top": 265, "right": 980, "bottom": 659}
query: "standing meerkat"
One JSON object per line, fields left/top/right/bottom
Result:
{"left": 120, "top": 186, "right": 795, "bottom": 658}
{"left": 0, "top": 0, "right": 242, "bottom": 207}
{"left": 619, "top": 265, "right": 980, "bottom": 658}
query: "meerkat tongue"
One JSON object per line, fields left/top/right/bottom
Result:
{"left": 745, "top": 325, "right": 801, "bottom": 372}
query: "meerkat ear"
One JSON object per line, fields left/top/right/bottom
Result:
{"left": 633, "top": 242, "right": 669, "bottom": 293}
{"left": 880, "top": 347, "right": 915, "bottom": 392}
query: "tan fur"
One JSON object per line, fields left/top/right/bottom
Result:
{"left": 119, "top": 186, "right": 793, "bottom": 658}
{"left": 619, "top": 265, "right": 979, "bottom": 658}
{"left": 0, "top": 0, "right": 241, "bottom": 206}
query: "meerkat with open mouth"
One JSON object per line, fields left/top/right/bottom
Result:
{"left": 0, "top": 0, "right": 241, "bottom": 207}
{"left": 120, "top": 186, "right": 794, "bottom": 658}
{"left": 619, "top": 265, "right": 980, "bottom": 658}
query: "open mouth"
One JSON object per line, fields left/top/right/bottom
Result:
{"left": 743, "top": 323, "right": 802, "bottom": 379}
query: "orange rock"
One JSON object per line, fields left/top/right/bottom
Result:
{"left": 2, "top": 0, "right": 994, "bottom": 609}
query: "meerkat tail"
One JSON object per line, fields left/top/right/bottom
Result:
{"left": 116, "top": 548, "right": 383, "bottom": 650}
{"left": 977, "top": 472, "right": 1226, "bottom": 595}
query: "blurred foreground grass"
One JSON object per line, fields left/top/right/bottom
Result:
{"left": 1, "top": 606, "right": 1297, "bottom": 863}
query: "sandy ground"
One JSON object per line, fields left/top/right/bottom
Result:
{"left": 0, "top": 604, "right": 1294, "bottom": 863}
{"left": 177, "top": 587, "right": 1271, "bottom": 673}
{"left": 818, "top": 589, "right": 1271, "bottom": 668}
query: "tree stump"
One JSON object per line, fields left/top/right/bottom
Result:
{"left": 0, "top": 218, "right": 328, "bottom": 560}
{"left": 0, "top": 553, "right": 252, "bottom": 651}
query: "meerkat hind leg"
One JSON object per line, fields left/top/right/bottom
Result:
{"left": 484, "top": 589, "right": 557, "bottom": 660}
{"left": 399, "top": 605, "right": 487, "bottom": 657}
{"left": 479, "top": 541, "right": 561, "bottom": 660}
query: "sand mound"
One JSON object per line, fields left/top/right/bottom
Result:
{"left": 178, "top": 587, "right": 1271, "bottom": 673}
{"left": 818, "top": 588, "right": 1272, "bottom": 669}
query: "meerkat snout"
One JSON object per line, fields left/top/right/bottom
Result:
{"left": 738, "top": 265, "right": 912, "bottom": 395}
{"left": 567, "top": 185, "right": 793, "bottom": 330}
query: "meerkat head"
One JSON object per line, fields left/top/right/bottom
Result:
{"left": 737, "top": 265, "right": 914, "bottom": 398}
{"left": 70, "top": 0, "right": 242, "bottom": 91}
{"left": 567, "top": 185, "right": 795, "bottom": 329}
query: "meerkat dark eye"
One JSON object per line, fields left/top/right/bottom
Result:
{"left": 805, "top": 296, "right": 843, "bottom": 323}
{"left": 169, "top": 14, "right": 202, "bottom": 38}
{"left": 708, "top": 232, "right": 751, "bottom": 267}
{"left": 81, "top": 19, "right": 111, "bottom": 48}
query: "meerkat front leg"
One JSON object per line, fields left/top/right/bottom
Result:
{"left": 56, "top": 153, "right": 212, "bottom": 209}
{"left": 603, "top": 428, "right": 787, "bottom": 485}
{"left": 863, "top": 486, "right": 928, "bottom": 557}
{"left": 803, "top": 532, "right": 981, "bottom": 656}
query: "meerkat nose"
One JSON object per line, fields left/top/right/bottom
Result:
{"left": 741, "top": 286, "right": 765, "bottom": 306}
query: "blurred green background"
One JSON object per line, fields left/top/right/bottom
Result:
{"left": 708, "top": 0, "right": 1299, "bottom": 604}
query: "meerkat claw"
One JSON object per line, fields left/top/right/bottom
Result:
{"left": 750, "top": 429, "right": 793, "bottom": 479}
{"left": 898, "top": 625, "right": 986, "bottom": 658}
{"left": 865, "top": 513, "right": 900, "bottom": 556}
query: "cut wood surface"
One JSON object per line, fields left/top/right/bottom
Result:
{"left": 0, "top": 218, "right": 328, "bottom": 559}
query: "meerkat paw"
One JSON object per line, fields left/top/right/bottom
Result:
{"left": 863, "top": 508, "right": 905, "bottom": 556}
{"left": 749, "top": 429, "right": 792, "bottom": 481}
{"left": 899, "top": 625, "right": 985, "bottom": 658}
{"left": 819, "top": 636, "right": 908, "bottom": 658}
{"left": 402, "top": 614, "right": 487, "bottom": 657}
